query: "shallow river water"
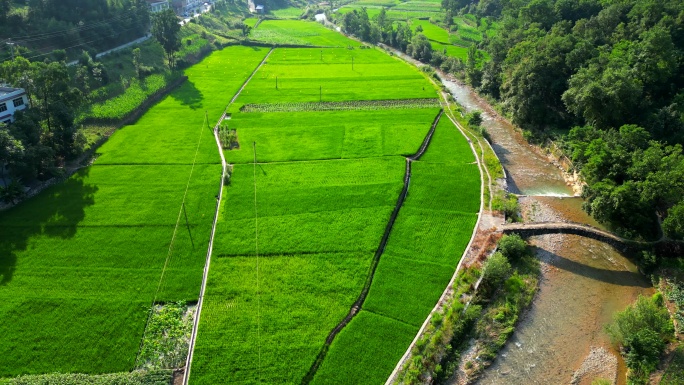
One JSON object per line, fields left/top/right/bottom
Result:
{"left": 442, "top": 79, "right": 654, "bottom": 385}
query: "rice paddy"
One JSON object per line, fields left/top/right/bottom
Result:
{"left": 0, "top": 45, "right": 269, "bottom": 377}
{"left": 191, "top": 31, "right": 480, "bottom": 384}
{"left": 1, "top": 18, "right": 481, "bottom": 385}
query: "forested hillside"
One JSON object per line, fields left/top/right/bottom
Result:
{"left": 465, "top": 0, "right": 683, "bottom": 240}
{"left": 0, "top": 0, "right": 150, "bottom": 61}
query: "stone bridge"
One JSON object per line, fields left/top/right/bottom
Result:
{"left": 500, "top": 222, "right": 668, "bottom": 255}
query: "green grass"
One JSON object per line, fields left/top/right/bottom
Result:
{"left": 413, "top": 19, "right": 451, "bottom": 45}
{"left": 235, "top": 47, "right": 436, "bottom": 105}
{"left": 312, "top": 116, "right": 480, "bottom": 384}
{"left": 250, "top": 20, "right": 356, "bottom": 47}
{"left": 0, "top": 46, "right": 269, "bottom": 377}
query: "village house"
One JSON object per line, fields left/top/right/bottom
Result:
{"left": 0, "top": 87, "right": 29, "bottom": 125}
{"left": 146, "top": 0, "right": 170, "bottom": 13}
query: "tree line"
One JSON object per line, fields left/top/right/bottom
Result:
{"left": 0, "top": 10, "right": 184, "bottom": 203}
{"left": 333, "top": 7, "right": 480, "bottom": 78}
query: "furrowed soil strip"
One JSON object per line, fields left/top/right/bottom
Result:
{"left": 301, "top": 109, "right": 443, "bottom": 385}
{"left": 240, "top": 98, "right": 441, "bottom": 113}
{"left": 183, "top": 49, "right": 272, "bottom": 385}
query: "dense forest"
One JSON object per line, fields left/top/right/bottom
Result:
{"left": 0, "top": 0, "right": 150, "bottom": 61}
{"left": 338, "top": 0, "right": 684, "bottom": 241}
{"left": 468, "top": 0, "right": 684, "bottom": 240}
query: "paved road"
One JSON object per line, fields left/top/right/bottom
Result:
{"left": 66, "top": 34, "right": 151, "bottom": 66}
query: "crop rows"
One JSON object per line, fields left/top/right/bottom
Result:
{"left": 83, "top": 73, "right": 180, "bottom": 121}
{"left": 189, "top": 32, "right": 480, "bottom": 385}
{"left": 234, "top": 47, "right": 436, "bottom": 105}
{"left": 0, "top": 46, "right": 270, "bottom": 377}
{"left": 239, "top": 98, "right": 441, "bottom": 113}
{"left": 313, "top": 117, "right": 480, "bottom": 384}
{"left": 223, "top": 108, "right": 440, "bottom": 164}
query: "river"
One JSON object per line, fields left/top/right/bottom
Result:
{"left": 442, "top": 79, "right": 654, "bottom": 385}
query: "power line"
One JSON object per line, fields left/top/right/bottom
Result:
{"left": 1, "top": 25, "right": 145, "bottom": 63}
{"left": 252, "top": 141, "right": 262, "bottom": 384}
{"left": 4, "top": 9, "right": 141, "bottom": 44}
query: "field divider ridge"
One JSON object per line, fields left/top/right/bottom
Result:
{"left": 301, "top": 109, "right": 443, "bottom": 385}
{"left": 183, "top": 47, "right": 274, "bottom": 385}
{"left": 229, "top": 47, "right": 274, "bottom": 105}
{"left": 384, "top": 110, "right": 487, "bottom": 385}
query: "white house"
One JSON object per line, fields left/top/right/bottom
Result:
{"left": 0, "top": 87, "right": 29, "bottom": 125}
{"left": 147, "top": 0, "right": 170, "bottom": 13}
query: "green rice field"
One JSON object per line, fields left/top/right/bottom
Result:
{"left": 0, "top": 45, "right": 269, "bottom": 377}
{"left": 312, "top": 117, "right": 480, "bottom": 385}
{"left": 250, "top": 20, "right": 356, "bottom": 47}
{"left": 1, "top": 17, "right": 481, "bottom": 385}
{"left": 234, "top": 47, "right": 436, "bottom": 105}
{"left": 191, "top": 28, "right": 480, "bottom": 383}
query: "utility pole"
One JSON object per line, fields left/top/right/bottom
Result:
{"left": 182, "top": 202, "right": 194, "bottom": 249}
{"left": 6, "top": 40, "right": 15, "bottom": 60}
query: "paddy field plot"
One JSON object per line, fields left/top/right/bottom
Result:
{"left": 250, "top": 20, "right": 356, "bottom": 47}
{"left": 0, "top": 46, "right": 269, "bottom": 377}
{"left": 191, "top": 157, "right": 407, "bottom": 384}
{"left": 234, "top": 47, "right": 437, "bottom": 105}
{"left": 313, "top": 117, "right": 480, "bottom": 385}
{"left": 223, "top": 108, "right": 440, "bottom": 163}
{"left": 191, "top": 41, "right": 479, "bottom": 384}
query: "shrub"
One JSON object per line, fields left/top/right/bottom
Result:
{"left": 466, "top": 111, "right": 482, "bottom": 127}
{"left": 606, "top": 294, "right": 674, "bottom": 382}
{"left": 481, "top": 252, "right": 511, "bottom": 291}
{"left": 497, "top": 234, "right": 527, "bottom": 261}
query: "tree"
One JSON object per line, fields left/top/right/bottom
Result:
{"left": 606, "top": 294, "right": 673, "bottom": 383}
{"left": 466, "top": 111, "right": 483, "bottom": 127}
{"left": 132, "top": 48, "right": 142, "bottom": 78}
{"left": 152, "top": 9, "right": 181, "bottom": 68}
{"left": 0, "top": 124, "right": 24, "bottom": 184}
{"left": 481, "top": 252, "right": 511, "bottom": 291}
{"left": 0, "top": 0, "right": 10, "bottom": 22}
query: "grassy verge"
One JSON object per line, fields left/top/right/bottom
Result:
{"left": 396, "top": 235, "right": 538, "bottom": 384}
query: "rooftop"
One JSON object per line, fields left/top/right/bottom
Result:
{"left": 0, "top": 87, "right": 24, "bottom": 97}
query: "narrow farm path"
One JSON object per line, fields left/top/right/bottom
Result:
{"left": 301, "top": 110, "right": 444, "bottom": 384}
{"left": 182, "top": 48, "right": 274, "bottom": 385}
